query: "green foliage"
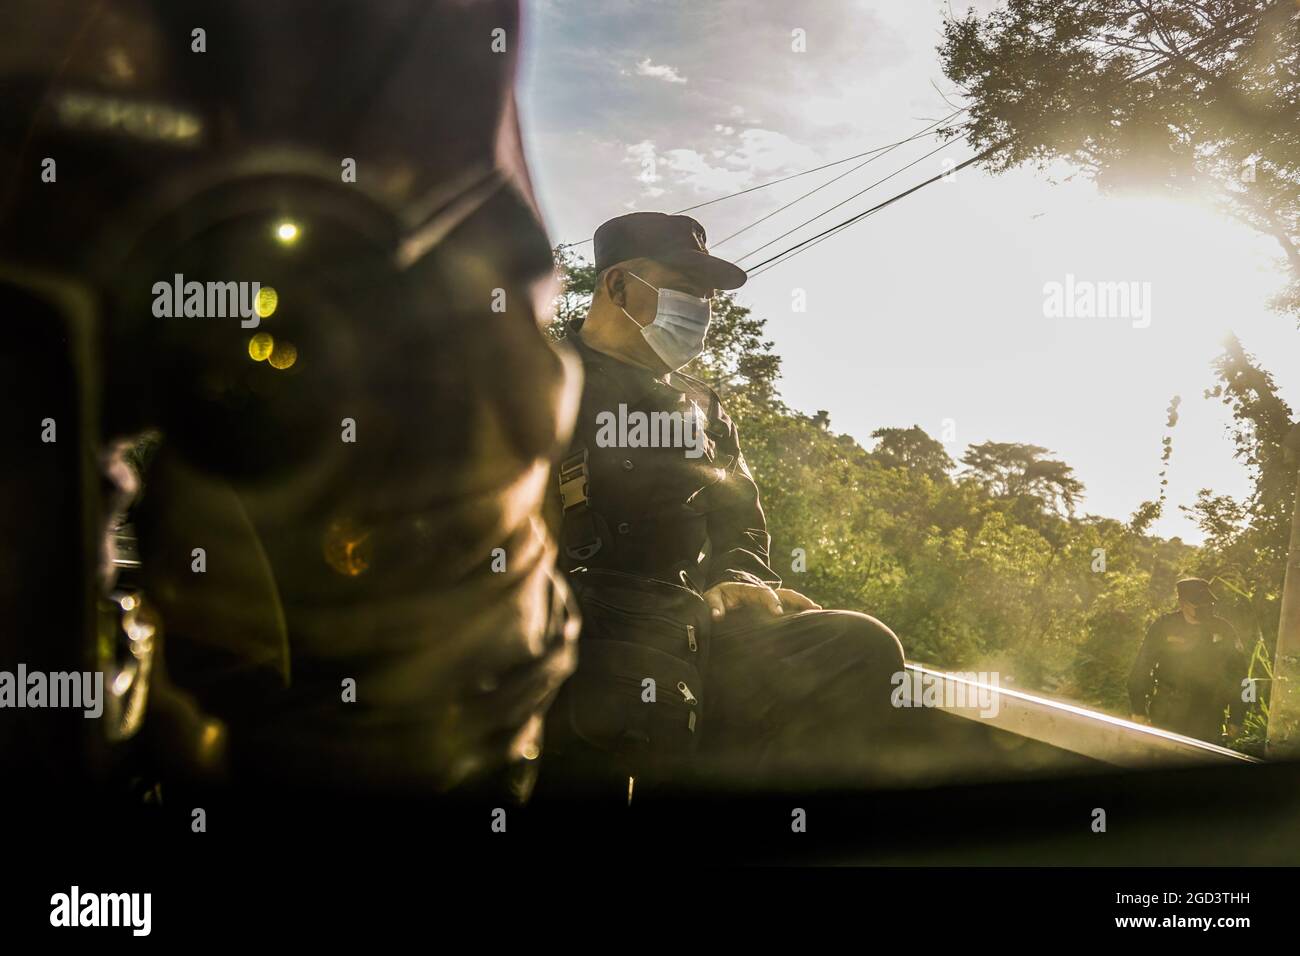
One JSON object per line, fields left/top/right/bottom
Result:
{"left": 938, "top": 0, "right": 1300, "bottom": 324}
{"left": 549, "top": 245, "right": 597, "bottom": 339}
{"left": 960, "top": 441, "right": 1086, "bottom": 517}
{"left": 870, "top": 426, "right": 955, "bottom": 482}
{"left": 1183, "top": 334, "right": 1297, "bottom": 722}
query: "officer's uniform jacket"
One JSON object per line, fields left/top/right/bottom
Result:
{"left": 553, "top": 331, "right": 780, "bottom": 592}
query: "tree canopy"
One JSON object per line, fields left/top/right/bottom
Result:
{"left": 871, "top": 425, "right": 956, "bottom": 482}
{"left": 939, "top": 0, "right": 1300, "bottom": 320}
{"left": 960, "top": 441, "right": 1086, "bottom": 516}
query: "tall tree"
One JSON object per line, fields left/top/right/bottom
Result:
{"left": 961, "top": 441, "right": 1086, "bottom": 516}
{"left": 939, "top": 0, "right": 1300, "bottom": 320}
{"left": 1188, "top": 335, "right": 1297, "bottom": 638}
{"left": 870, "top": 425, "right": 956, "bottom": 482}
{"left": 549, "top": 245, "right": 597, "bottom": 338}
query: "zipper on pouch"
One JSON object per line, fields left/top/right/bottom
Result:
{"left": 677, "top": 681, "right": 698, "bottom": 732}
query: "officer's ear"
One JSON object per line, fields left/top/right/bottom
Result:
{"left": 602, "top": 267, "right": 627, "bottom": 309}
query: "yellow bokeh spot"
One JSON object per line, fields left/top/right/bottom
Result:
{"left": 275, "top": 221, "right": 300, "bottom": 244}
{"left": 255, "top": 286, "right": 278, "bottom": 318}
{"left": 323, "top": 518, "right": 372, "bottom": 577}
{"left": 268, "top": 341, "right": 298, "bottom": 370}
{"left": 248, "top": 332, "right": 274, "bottom": 361}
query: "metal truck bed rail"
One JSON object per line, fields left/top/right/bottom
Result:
{"left": 905, "top": 663, "right": 1257, "bottom": 767}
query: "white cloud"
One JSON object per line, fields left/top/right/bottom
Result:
{"left": 635, "top": 58, "right": 687, "bottom": 84}
{"left": 618, "top": 128, "right": 823, "bottom": 198}
{"left": 624, "top": 140, "right": 661, "bottom": 185}
{"left": 724, "top": 128, "right": 822, "bottom": 174}
{"left": 662, "top": 148, "right": 753, "bottom": 194}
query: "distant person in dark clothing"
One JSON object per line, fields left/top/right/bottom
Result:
{"left": 1128, "top": 578, "right": 1249, "bottom": 743}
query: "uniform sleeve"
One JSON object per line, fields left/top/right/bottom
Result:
{"left": 1127, "top": 618, "right": 1162, "bottom": 715}
{"left": 704, "top": 415, "right": 782, "bottom": 590}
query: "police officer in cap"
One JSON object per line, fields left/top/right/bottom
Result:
{"left": 1129, "top": 578, "right": 1249, "bottom": 742}
{"left": 550, "top": 212, "right": 906, "bottom": 784}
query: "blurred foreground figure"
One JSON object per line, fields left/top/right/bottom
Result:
{"left": 0, "top": 0, "right": 579, "bottom": 795}
{"left": 1129, "top": 578, "right": 1248, "bottom": 744}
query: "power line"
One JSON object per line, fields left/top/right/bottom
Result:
{"left": 743, "top": 144, "right": 981, "bottom": 280}
{"left": 735, "top": 136, "right": 962, "bottom": 265}
{"left": 714, "top": 44, "right": 1125, "bottom": 268}
{"left": 743, "top": 146, "right": 996, "bottom": 278}
{"left": 683, "top": 110, "right": 963, "bottom": 220}
{"left": 737, "top": 38, "right": 1220, "bottom": 281}
{"left": 710, "top": 110, "right": 963, "bottom": 248}
{"left": 554, "top": 111, "right": 965, "bottom": 249}
{"left": 744, "top": 218, "right": 856, "bottom": 280}
{"left": 563, "top": 28, "right": 1225, "bottom": 271}
{"left": 676, "top": 24, "right": 1150, "bottom": 252}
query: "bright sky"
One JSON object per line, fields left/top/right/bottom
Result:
{"left": 518, "top": 0, "right": 1298, "bottom": 543}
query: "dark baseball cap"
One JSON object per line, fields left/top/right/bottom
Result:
{"left": 1176, "top": 578, "right": 1217, "bottom": 606}
{"left": 593, "top": 212, "right": 747, "bottom": 290}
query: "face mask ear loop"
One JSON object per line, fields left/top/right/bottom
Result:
{"left": 625, "top": 270, "right": 660, "bottom": 296}
{"left": 619, "top": 271, "right": 657, "bottom": 328}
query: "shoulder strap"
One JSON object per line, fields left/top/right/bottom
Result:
{"left": 557, "top": 444, "right": 603, "bottom": 561}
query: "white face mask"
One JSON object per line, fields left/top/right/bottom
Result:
{"left": 621, "top": 271, "right": 711, "bottom": 370}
